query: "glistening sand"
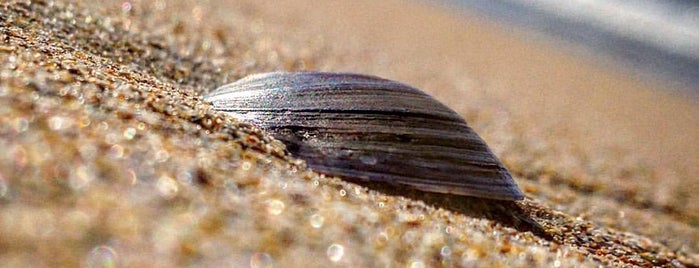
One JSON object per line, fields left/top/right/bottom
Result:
{"left": 0, "top": 0, "right": 697, "bottom": 266}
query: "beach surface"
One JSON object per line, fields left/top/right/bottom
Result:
{"left": 1, "top": 0, "right": 697, "bottom": 266}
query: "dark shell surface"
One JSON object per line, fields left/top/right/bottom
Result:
{"left": 205, "top": 72, "right": 523, "bottom": 200}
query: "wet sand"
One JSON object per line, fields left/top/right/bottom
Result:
{"left": 0, "top": 0, "right": 697, "bottom": 266}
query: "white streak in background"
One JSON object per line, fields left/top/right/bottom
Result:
{"left": 517, "top": 0, "right": 699, "bottom": 60}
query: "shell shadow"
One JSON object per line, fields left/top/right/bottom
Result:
{"left": 356, "top": 181, "right": 553, "bottom": 241}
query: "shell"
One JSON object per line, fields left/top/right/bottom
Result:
{"left": 206, "top": 72, "right": 523, "bottom": 200}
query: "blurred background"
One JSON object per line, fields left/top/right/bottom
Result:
{"left": 446, "top": 0, "right": 699, "bottom": 95}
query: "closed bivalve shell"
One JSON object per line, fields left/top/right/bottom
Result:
{"left": 206, "top": 72, "right": 524, "bottom": 200}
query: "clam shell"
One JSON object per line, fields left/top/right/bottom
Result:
{"left": 206, "top": 72, "right": 523, "bottom": 200}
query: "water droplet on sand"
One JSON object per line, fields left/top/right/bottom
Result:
{"left": 250, "top": 252, "right": 273, "bottom": 268}
{"left": 121, "top": 2, "right": 132, "bottom": 12}
{"left": 123, "top": 127, "right": 136, "bottom": 140}
{"left": 326, "top": 244, "right": 344, "bottom": 262}
{"left": 409, "top": 260, "right": 425, "bottom": 268}
{"left": 309, "top": 214, "right": 324, "bottom": 228}
{"left": 108, "top": 144, "right": 124, "bottom": 158}
{"left": 48, "top": 116, "right": 70, "bottom": 130}
{"left": 157, "top": 175, "right": 179, "bottom": 199}
{"left": 70, "top": 165, "right": 95, "bottom": 190}
{"left": 440, "top": 246, "right": 452, "bottom": 257}
{"left": 86, "top": 246, "right": 118, "bottom": 268}
{"left": 266, "top": 199, "right": 285, "bottom": 215}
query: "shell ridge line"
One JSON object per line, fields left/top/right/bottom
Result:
{"left": 215, "top": 84, "right": 429, "bottom": 102}
{"left": 218, "top": 108, "right": 462, "bottom": 122}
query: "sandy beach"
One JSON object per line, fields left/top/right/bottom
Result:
{"left": 1, "top": 0, "right": 697, "bottom": 266}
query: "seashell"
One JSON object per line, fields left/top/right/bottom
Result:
{"left": 206, "top": 72, "right": 523, "bottom": 200}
